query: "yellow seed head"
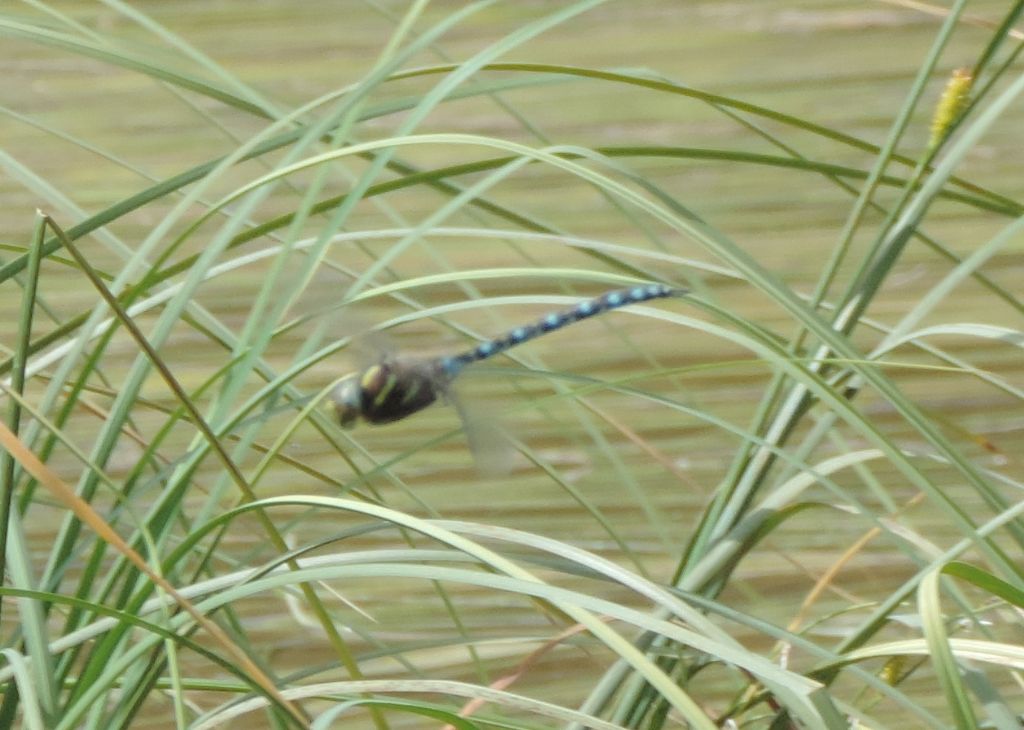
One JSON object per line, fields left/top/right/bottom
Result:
{"left": 929, "top": 68, "right": 973, "bottom": 149}
{"left": 879, "top": 655, "right": 906, "bottom": 686}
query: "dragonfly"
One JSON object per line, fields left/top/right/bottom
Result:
{"left": 330, "top": 283, "right": 684, "bottom": 429}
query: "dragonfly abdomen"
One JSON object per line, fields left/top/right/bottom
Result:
{"left": 440, "top": 282, "right": 682, "bottom": 376}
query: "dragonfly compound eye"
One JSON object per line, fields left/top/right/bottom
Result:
{"left": 330, "top": 373, "right": 363, "bottom": 429}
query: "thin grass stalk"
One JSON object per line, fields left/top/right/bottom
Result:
{"left": 0, "top": 215, "right": 45, "bottom": 595}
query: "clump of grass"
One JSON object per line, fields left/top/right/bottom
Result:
{"left": 1, "top": 2, "right": 1022, "bottom": 728}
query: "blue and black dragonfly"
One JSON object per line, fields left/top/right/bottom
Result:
{"left": 331, "top": 283, "right": 684, "bottom": 429}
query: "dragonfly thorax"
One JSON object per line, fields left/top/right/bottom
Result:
{"left": 331, "top": 360, "right": 447, "bottom": 428}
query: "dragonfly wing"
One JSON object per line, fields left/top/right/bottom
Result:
{"left": 445, "top": 382, "right": 517, "bottom": 476}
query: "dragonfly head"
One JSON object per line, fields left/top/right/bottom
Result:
{"left": 330, "top": 373, "right": 363, "bottom": 429}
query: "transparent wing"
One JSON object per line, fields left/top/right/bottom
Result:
{"left": 289, "top": 266, "right": 397, "bottom": 370}
{"left": 445, "top": 380, "right": 517, "bottom": 477}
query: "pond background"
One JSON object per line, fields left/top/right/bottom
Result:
{"left": 2, "top": 1, "right": 1022, "bottom": 727}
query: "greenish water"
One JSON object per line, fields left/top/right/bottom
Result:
{"left": 3, "top": 2, "right": 1022, "bottom": 727}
